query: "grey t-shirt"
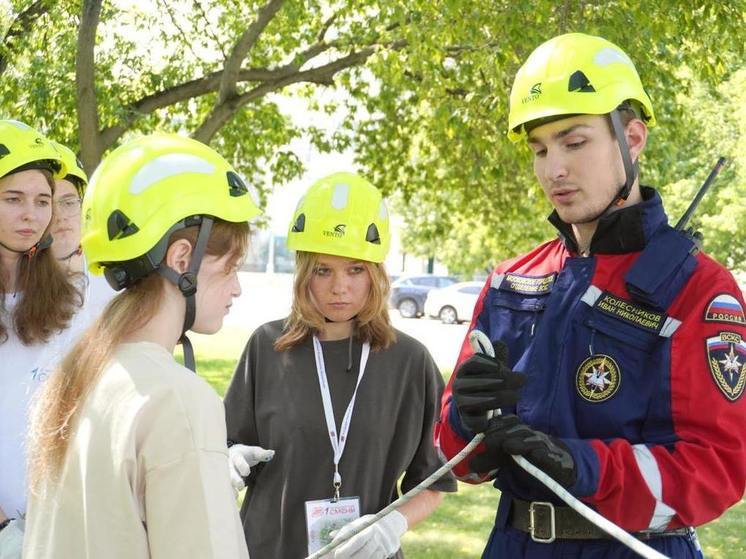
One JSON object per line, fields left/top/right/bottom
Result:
{"left": 224, "top": 319, "right": 457, "bottom": 559}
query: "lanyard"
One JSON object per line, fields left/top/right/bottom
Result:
{"left": 312, "top": 335, "right": 370, "bottom": 501}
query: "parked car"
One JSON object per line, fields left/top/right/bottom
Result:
{"left": 424, "top": 281, "right": 483, "bottom": 324}
{"left": 389, "top": 274, "right": 457, "bottom": 318}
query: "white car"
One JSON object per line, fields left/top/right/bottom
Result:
{"left": 424, "top": 281, "right": 483, "bottom": 324}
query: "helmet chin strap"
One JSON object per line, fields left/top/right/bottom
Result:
{"left": 157, "top": 217, "right": 214, "bottom": 372}
{"left": 58, "top": 245, "right": 83, "bottom": 262}
{"left": 573, "top": 109, "right": 638, "bottom": 226}
{"left": 0, "top": 233, "right": 53, "bottom": 257}
{"left": 0, "top": 234, "right": 53, "bottom": 296}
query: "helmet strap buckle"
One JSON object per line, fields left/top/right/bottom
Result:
{"left": 178, "top": 271, "right": 198, "bottom": 297}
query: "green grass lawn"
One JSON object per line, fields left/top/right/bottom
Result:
{"left": 192, "top": 328, "right": 746, "bottom": 558}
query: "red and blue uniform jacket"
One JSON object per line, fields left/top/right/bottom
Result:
{"left": 436, "top": 188, "right": 746, "bottom": 534}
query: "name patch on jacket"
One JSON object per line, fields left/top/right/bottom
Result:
{"left": 594, "top": 292, "right": 665, "bottom": 333}
{"left": 704, "top": 294, "right": 746, "bottom": 325}
{"left": 499, "top": 273, "right": 555, "bottom": 295}
{"left": 706, "top": 331, "right": 746, "bottom": 402}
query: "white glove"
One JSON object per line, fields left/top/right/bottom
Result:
{"left": 228, "top": 444, "right": 274, "bottom": 492}
{"left": 0, "top": 519, "right": 24, "bottom": 559}
{"left": 330, "top": 510, "right": 408, "bottom": 559}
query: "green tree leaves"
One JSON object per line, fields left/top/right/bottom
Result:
{"left": 1, "top": 0, "right": 743, "bottom": 272}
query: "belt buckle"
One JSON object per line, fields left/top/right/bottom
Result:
{"left": 529, "top": 501, "right": 556, "bottom": 543}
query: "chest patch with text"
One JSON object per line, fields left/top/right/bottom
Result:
{"left": 594, "top": 292, "right": 665, "bottom": 333}
{"left": 704, "top": 294, "right": 745, "bottom": 325}
{"left": 499, "top": 273, "right": 555, "bottom": 295}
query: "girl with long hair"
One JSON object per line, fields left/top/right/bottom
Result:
{"left": 0, "top": 120, "right": 83, "bottom": 554}
{"left": 24, "top": 134, "right": 260, "bottom": 559}
{"left": 224, "top": 172, "right": 456, "bottom": 559}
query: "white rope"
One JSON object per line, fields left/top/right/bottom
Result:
{"left": 511, "top": 455, "right": 668, "bottom": 559}
{"left": 304, "top": 432, "right": 668, "bottom": 559}
{"left": 304, "top": 435, "right": 484, "bottom": 559}
{"left": 304, "top": 329, "right": 670, "bottom": 559}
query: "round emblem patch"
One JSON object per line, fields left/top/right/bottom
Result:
{"left": 576, "top": 354, "right": 620, "bottom": 403}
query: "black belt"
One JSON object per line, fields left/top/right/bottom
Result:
{"left": 509, "top": 498, "right": 691, "bottom": 543}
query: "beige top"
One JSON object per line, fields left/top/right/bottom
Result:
{"left": 23, "top": 342, "right": 249, "bottom": 559}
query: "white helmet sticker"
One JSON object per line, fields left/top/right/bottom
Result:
{"left": 378, "top": 200, "right": 388, "bottom": 220}
{"left": 331, "top": 182, "right": 349, "bottom": 210}
{"left": 6, "top": 120, "right": 32, "bottom": 130}
{"left": 594, "top": 48, "right": 634, "bottom": 68}
{"left": 129, "top": 153, "right": 214, "bottom": 195}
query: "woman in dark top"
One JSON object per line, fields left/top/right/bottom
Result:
{"left": 224, "top": 172, "right": 456, "bottom": 559}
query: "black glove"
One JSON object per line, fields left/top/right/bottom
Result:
{"left": 468, "top": 414, "right": 523, "bottom": 473}
{"left": 471, "top": 417, "right": 577, "bottom": 488}
{"left": 452, "top": 340, "right": 525, "bottom": 433}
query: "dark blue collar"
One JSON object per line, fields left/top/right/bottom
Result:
{"left": 548, "top": 186, "right": 668, "bottom": 255}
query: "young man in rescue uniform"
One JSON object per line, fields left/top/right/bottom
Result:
{"left": 436, "top": 32, "right": 746, "bottom": 558}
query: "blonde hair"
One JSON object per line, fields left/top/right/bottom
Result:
{"left": 274, "top": 251, "right": 396, "bottom": 352}
{"left": 28, "top": 220, "right": 249, "bottom": 492}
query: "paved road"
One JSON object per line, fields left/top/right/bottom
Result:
{"left": 225, "top": 272, "right": 468, "bottom": 371}
{"left": 391, "top": 313, "right": 467, "bottom": 373}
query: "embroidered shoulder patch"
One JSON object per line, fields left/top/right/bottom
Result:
{"left": 705, "top": 331, "right": 746, "bottom": 402}
{"left": 704, "top": 294, "right": 745, "bottom": 325}
{"left": 594, "top": 292, "right": 665, "bottom": 334}
{"left": 499, "top": 273, "right": 555, "bottom": 295}
{"left": 576, "top": 354, "right": 621, "bottom": 403}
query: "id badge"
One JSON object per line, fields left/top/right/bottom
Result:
{"left": 305, "top": 496, "right": 360, "bottom": 554}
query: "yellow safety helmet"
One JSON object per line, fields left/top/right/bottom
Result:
{"left": 82, "top": 133, "right": 261, "bottom": 283}
{"left": 52, "top": 141, "right": 87, "bottom": 195}
{"left": 287, "top": 172, "right": 390, "bottom": 263}
{"left": 508, "top": 33, "right": 655, "bottom": 142}
{"left": 0, "top": 120, "right": 66, "bottom": 179}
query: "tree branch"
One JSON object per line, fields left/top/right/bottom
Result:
{"left": 158, "top": 0, "right": 204, "bottom": 64}
{"left": 76, "top": 0, "right": 103, "bottom": 174}
{"left": 193, "top": 0, "right": 228, "bottom": 60}
{"left": 97, "top": 13, "right": 402, "bottom": 153}
{"left": 194, "top": 40, "right": 407, "bottom": 143}
{"left": 555, "top": 0, "right": 573, "bottom": 34}
{"left": 443, "top": 42, "right": 501, "bottom": 57}
{"left": 0, "top": 0, "right": 48, "bottom": 77}
{"left": 218, "top": 0, "right": 285, "bottom": 104}
{"left": 317, "top": 12, "right": 338, "bottom": 43}
{"left": 98, "top": 66, "right": 295, "bottom": 148}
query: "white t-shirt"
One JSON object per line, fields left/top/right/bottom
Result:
{"left": 22, "top": 342, "right": 249, "bottom": 559}
{"left": 0, "top": 274, "right": 114, "bottom": 518}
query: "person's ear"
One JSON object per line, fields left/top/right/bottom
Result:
{"left": 165, "top": 239, "right": 193, "bottom": 273}
{"left": 625, "top": 119, "right": 648, "bottom": 164}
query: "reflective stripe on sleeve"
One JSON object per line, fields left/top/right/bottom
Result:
{"left": 632, "top": 444, "right": 677, "bottom": 530}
